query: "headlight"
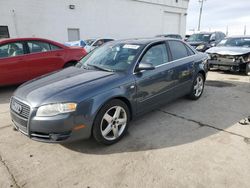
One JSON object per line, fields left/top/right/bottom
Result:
{"left": 196, "top": 44, "right": 205, "bottom": 50}
{"left": 36, "top": 103, "right": 77, "bottom": 117}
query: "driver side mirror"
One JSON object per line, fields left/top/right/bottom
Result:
{"left": 136, "top": 63, "right": 155, "bottom": 72}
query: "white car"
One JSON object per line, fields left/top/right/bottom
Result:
{"left": 85, "top": 38, "right": 114, "bottom": 52}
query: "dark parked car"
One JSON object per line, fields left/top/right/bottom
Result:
{"left": 187, "top": 32, "right": 226, "bottom": 52}
{"left": 10, "top": 38, "right": 208, "bottom": 145}
{"left": 206, "top": 36, "right": 250, "bottom": 75}
{"left": 156, "top": 34, "right": 182, "bottom": 40}
{"left": 0, "top": 38, "right": 87, "bottom": 86}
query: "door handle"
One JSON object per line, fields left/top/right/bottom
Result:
{"left": 190, "top": 62, "right": 194, "bottom": 68}
{"left": 168, "top": 70, "right": 174, "bottom": 74}
{"left": 56, "top": 53, "right": 62, "bottom": 57}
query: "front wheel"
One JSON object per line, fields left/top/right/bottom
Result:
{"left": 93, "top": 99, "right": 130, "bottom": 145}
{"left": 188, "top": 73, "right": 205, "bottom": 100}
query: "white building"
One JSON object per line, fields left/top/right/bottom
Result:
{"left": 0, "top": 0, "right": 189, "bottom": 43}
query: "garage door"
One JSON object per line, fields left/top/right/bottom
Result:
{"left": 162, "top": 12, "right": 181, "bottom": 34}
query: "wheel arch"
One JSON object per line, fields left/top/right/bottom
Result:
{"left": 89, "top": 95, "right": 133, "bottom": 136}
{"left": 63, "top": 60, "right": 78, "bottom": 68}
{"left": 198, "top": 70, "right": 206, "bottom": 81}
{"left": 95, "top": 96, "right": 133, "bottom": 121}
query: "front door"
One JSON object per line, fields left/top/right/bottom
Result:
{"left": 0, "top": 42, "right": 29, "bottom": 85}
{"left": 134, "top": 42, "right": 174, "bottom": 114}
{"left": 25, "top": 40, "right": 65, "bottom": 80}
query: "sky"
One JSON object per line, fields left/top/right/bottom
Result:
{"left": 186, "top": 0, "right": 250, "bottom": 36}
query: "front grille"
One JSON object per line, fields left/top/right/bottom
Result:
{"left": 10, "top": 98, "right": 31, "bottom": 119}
{"left": 211, "top": 54, "right": 235, "bottom": 61}
{"left": 30, "top": 131, "right": 71, "bottom": 141}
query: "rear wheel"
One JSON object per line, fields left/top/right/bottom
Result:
{"left": 93, "top": 99, "right": 130, "bottom": 145}
{"left": 63, "top": 61, "right": 77, "bottom": 68}
{"left": 188, "top": 73, "right": 205, "bottom": 100}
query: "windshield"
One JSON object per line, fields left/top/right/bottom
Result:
{"left": 85, "top": 39, "right": 95, "bottom": 45}
{"left": 78, "top": 42, "right": 142, "bottom": 72}
{"left": 217, "top": 38, "right": 250, "bottom": 48}
{"left": 187, "top": 33, "right": 211, "bottom": 42}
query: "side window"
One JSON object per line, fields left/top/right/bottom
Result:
{"left": 141, "top": 43, "right": 168, "bottom": 66}
{"left": 27, "top": 41, "right": 50, "bottom": 53}
{"left": 104, "top": 39, "right": 113, "bottom": 43}
{"left": 186, "top": 45, "right": 195, "bottom": 56}
{"left": 168, "top": 41, "right": 188, "bottom": 60}
{"left": 220, "top": 33, "right": 226, "bottom": 39}
{"left": 93, "top": 40, "right": 104, "bottom": 47}
{"left": 50, "top": 44, "right": 61, "bottom": 51}
{"left": 210, "top": 33, "right": 216, "bottom": 41}
{"left": 215, "top": 33, "right": 220, "bottom": 41}
{"left": 0, "top": 42, "right": 24, "bottom": 58}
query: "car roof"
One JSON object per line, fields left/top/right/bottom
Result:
{"left": 195, "top": 32, "right": 213, "bottom": 35}
{"left": 87, "top": 38, "right": 114, "bottom": 40}
{"left": 0, "top": 37, "right": 49, "bottom": 42}
{"left": 157, "top": 34, "right": 181, "bottom": 36}
{"left": 194, "top": 31, "right": 224, "bottom": 35}
{"left": 0, "top": 37, "right": 66, "bottom": 48}
{"left": 227, "top": 35, "right": 250, "bottom": 38}
{"left": 113, "top": 38, "right": 181, "bottom": 45}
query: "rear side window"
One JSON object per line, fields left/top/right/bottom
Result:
{"left": 50, "top": 44, "right": 61, "bottom": 51}
{"left": 93, "top": 40, "right": 104, "bottom": 47}
{"left": 168, "top": 41, "right": 188, "bottom": 60}
{"left": 141, "top": 43, "right": 169, "bottom": 66}
{"left": 104, "top": 39, "right": 114, "bottom": 43}
{"left": 27, "top": 41, "right": 50, "bottom": 53}
{"left": 0, "top": 42, "right": 24, "bottom": 58}
{"left": 186, "top": 45, "right": 195, "bottom": 55}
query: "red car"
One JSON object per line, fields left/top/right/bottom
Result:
{"left": 0, "top": 38, "right": 87, "bottom": 86}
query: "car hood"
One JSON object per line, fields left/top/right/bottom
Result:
{"left": 14, "top": 67, "right": 117, "bottom": 107}
{"left": 206, "top": 46, "right": 250, "bottom": 56}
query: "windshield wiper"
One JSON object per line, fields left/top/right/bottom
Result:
{"left": 87, "top": 64, "right": 114, "bottom": 72}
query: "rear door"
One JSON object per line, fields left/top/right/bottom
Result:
{"left": 25, "top": 40, "right": 65, "bottom": 80}
{"left": 134, "top": 42, "right": 174, "bottom": 114}
{"left": 167, "top": 40, "right": 195, "bottom": 94}
{"left": 0, "top": 42, "right": 29, "bottom": 85}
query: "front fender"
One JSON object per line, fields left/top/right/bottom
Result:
{"left": 74, "top": 82, "right": 136, "bottom": 130}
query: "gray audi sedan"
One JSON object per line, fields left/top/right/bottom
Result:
{"left": 10, "top": 38, "right": 208, "bottom": 145}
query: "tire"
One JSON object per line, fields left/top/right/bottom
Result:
{"left": 63, "top": 61, "right": 77, "bottom": 68}
{"left": 245, "top": 63, "right": 250, "bottom": 76}
{"left": 92, "top": 99, "right": 130, "bottom": 145}
{"left": 188, "top": 73, "right": 205, "bottom": 100}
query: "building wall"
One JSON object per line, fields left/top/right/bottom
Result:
{"left": 0, "top": 0, "right": 189, "bottom": 43}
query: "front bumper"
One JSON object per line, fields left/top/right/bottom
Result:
{"left": 10, "top": 102, "right": 92, "bottom": 143}
{"left": 208, "top": 59, "right": 246, "bottom": 71}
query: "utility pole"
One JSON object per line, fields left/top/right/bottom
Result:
{"left": 198, "top": 0, "right": 205, "bottom": 31}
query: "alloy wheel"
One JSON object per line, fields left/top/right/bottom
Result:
{"left": 100, "top": 106, "right": 127, "bottom": 141}
{"left": 194, "top": 75, "right": 204, "bottom": 97}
